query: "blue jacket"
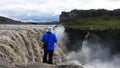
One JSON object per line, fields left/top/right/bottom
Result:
{"left": 41, "top": 32, "right": 57, "bottom": 51}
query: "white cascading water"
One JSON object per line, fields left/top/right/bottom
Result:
{"left": 0, "top": 24, "right": 66, "bottom": 63}
{"left": 67, "top": 32, "right": 120, "bottom": 68}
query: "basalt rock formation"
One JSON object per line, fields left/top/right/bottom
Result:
{"left": 60, "top": 9, "right": 120, "bottom": 25}
{"left": 65, "top": 28, "right": 120, "bottom": 55}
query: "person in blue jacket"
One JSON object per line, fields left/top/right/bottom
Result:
{"left": 41, "top": 27, "right": 57, "bottom": 64}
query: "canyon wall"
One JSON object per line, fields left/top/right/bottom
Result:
{"left": 65, "top": 28, "right": 120, "bottom": 55}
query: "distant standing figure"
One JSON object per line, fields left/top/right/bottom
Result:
{"left": 41, "top": 27, "right": 57, "bottom": 64}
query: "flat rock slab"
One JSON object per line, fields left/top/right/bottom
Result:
{"left": 57, "top": 64, "right": 83, "bottom": 68}
{"left": 27, "top": 62, "right": 55, "bottom": 68}
{"left": 0, "top": 60, "right": 83, "bottom": 68}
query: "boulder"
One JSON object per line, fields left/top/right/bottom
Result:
{"left": 57, "top": 64, "right": 83, "bottom": 68}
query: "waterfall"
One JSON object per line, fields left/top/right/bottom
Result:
{"left": 67, "top": 32, "right": 120, "bottom": 68}
{"left": 0, "top": 24, "right": 66, "bottom": 64}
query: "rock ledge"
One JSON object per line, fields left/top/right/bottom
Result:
{"left": 0, "top": 60, "right": 83, "bottom": 68}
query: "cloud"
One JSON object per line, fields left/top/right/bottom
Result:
{"left": 0, "top": 0, "right": 120, "bottom": 22}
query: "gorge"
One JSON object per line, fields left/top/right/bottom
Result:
{"left": 0, "top": 9, "right": 120, "bottom": 68}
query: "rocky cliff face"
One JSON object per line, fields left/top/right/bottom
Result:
{"left": 65, "top": 28, "right": 120, "bottom": 55}
{"left": 0, "top": 25, "right": 66, "bottom": 64}
{"left": 60, "top": 9, "right": 120, "bottom": 24}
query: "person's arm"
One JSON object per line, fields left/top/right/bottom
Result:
{"left": 41, "top": 33, "right": 46, "bottom": 42}
{"left": 54, "top": 34, "right": 57, "bottom": 43}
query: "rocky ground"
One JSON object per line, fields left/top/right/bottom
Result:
{"left": 0, "top": 59, "right": 83, "bottom": 68}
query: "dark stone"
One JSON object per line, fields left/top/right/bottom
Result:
{"left": 65, "top": 29, "right": 120, "bottom": 55}
{"left": 57, "top": 64, "right": 83, "bottom": 68}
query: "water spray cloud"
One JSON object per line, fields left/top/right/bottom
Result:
{"left": 67, "top": 32, "right": 120, "bottom": 68}
{"left": 52, "top": 25, "right": 68, "bottom": 46}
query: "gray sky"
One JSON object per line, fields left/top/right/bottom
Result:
{"left": 0, "top": 0, "right": 120, "bottom": 22}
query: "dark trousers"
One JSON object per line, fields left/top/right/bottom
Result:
{"left": 43, "top": 50, "right": 54, "bottom": 64}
